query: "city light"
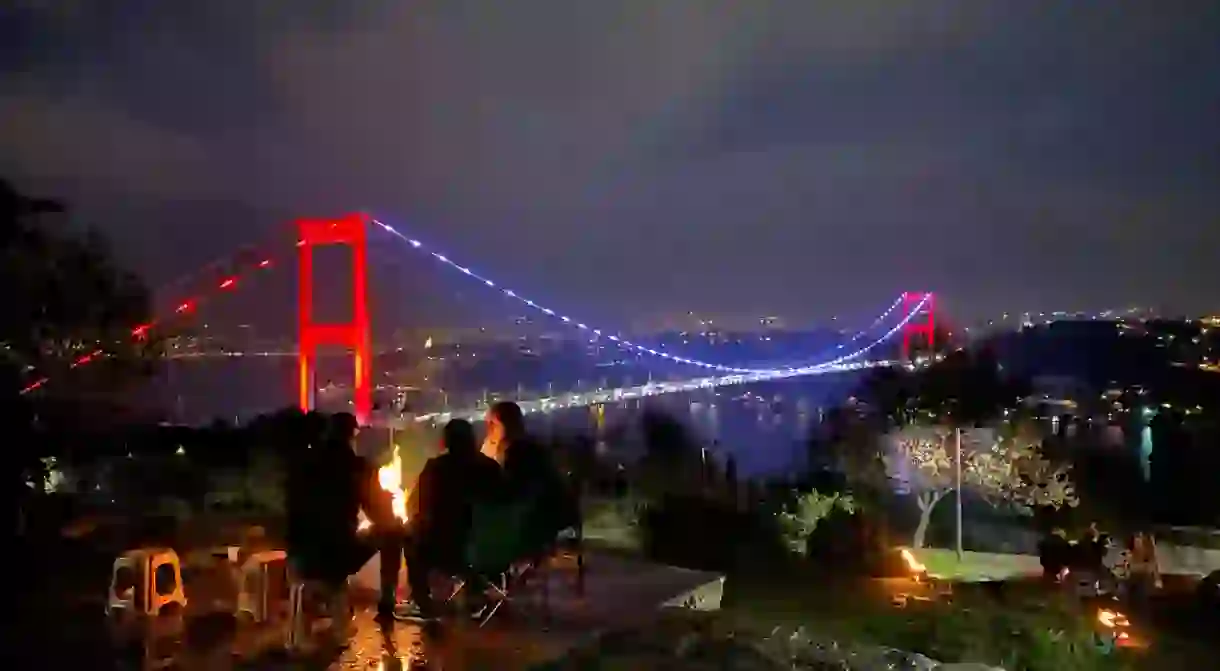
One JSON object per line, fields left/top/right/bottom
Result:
{"left": 413, "top": 294, "right": 933, "bottom": 424}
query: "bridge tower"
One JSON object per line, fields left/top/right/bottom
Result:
{"left": 900, "top": 292, "right": 936, "bottom": 361}
{"left": 297, "top": 213, "right": 373, "bottom": 425}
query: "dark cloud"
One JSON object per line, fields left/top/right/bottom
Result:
{"left": 1, "top": 0, "right": 1217, "bottom": 333}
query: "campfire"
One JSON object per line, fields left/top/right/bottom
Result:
{"left": 900, "top": 548, "right": 927, "bottom": 575}
{"left": 358, "top": 445, "right": 408, "bottom": 531}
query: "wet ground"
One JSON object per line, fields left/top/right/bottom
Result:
{"left": 16, "top": 537, "right": 722, "bottom": 670}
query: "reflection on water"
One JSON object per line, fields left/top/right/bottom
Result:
{"left": 144, "top": 358, "right": 868, "bottom": 478}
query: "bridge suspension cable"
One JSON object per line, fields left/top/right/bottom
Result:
{"left": 414, "top": 293, "right": 933, "bottom": 423}
{"left": 371, "top": 217, "right": 915, "bottom": 375}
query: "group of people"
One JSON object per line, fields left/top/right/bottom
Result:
{"left": 1038, "top": 524, "right": 1162, "bottom": 598}
{"left": 285, "top": 400, "right": 575, "bottom": 629}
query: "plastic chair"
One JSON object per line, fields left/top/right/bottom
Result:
{"left": 235, "top": 549, "right": 288, "bottom": 623}
{"left": 284, "top": 568, "right": 354, "bottom": 651}
{"left": 106, "top": 548, "right": 188, "bottom": 617}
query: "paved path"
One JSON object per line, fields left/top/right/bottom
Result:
{"left": 77, "top": 551, "right": 722, "bottom": 669}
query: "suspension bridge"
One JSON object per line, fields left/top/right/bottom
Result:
{"left": 20, "top": 213, "right": 940, "bottom": 425}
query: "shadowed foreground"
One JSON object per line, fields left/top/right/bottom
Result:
{"left": 16, "top": 542, "right": 722, "bottom": 670}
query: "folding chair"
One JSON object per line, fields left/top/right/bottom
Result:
{"left": 446, "top": 501, "right": 534, "bottom": 627}
{"left": 512, "top": 487, "right": 586, "bottom": 598}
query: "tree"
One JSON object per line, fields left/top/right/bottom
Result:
{"left": 884, "top": 423, "right": 1077, "bottom": 547}
{"left": 1, "top": 179, "right": 154, "bottom": 535}
{"left": 1, "top": 180, "right": 153, "bottom": 395}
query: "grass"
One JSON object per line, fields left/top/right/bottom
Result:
{"left": 719, "top": 572, "right": 1135, "bottom": 670}
{"left": 572, "top": 499, "right": 1213, "bottom": 667}
{"left": 912, "top": 544, "right": 1220, "bottom": 580}
{"left": 912, "top": 547, "right": 1041, "bottom": 581}
{"left": 581, "top": 498, "right": 643, "bottom": 552}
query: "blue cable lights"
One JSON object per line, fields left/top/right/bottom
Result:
{"left": 372, "top": 217, "right": 918, "bottom": 374}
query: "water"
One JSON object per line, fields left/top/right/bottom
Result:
{"left": 138, "top": 356, "right": 871, "bottom": 477}
{"left": 517, "top": 376, "right": 866, "bottom": 478}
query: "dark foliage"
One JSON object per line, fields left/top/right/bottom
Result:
{"left": 639, "top": 494, "right": 787, "bottom": 572}
{"left": 1149, "top": 410, "right": 1220, "bottom": 526}
{"left": 909, "top": 348, "right": 1031, "bottom": 426}
{"left": 850, "top": 347, "right": 1031, "bottom": 432}
{"left": 3, "top": 179, "right": 156, "bottom": 540}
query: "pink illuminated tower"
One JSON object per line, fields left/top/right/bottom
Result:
{"left": 901, "top": 292, "right": 935, "bottom": 361}
{"left": 297, "top": 213, "right": 372, "bottom": 425}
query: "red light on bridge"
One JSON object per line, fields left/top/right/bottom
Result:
{"left": 21, "top": 377, "right": 48, "bottom": 394}
{"left": 20, "top": 235, "right": 284, "bottom": 396}
{"left": 71, "top": 350, "right": 101, "bottom": 368}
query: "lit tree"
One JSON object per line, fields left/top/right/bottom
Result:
{"left": 885, "top": 424, "right": 1077, "bottom": 548}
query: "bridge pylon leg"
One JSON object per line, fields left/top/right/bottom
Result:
{"left": 900, "top": 292, "right": 936, "bottom": 361}
{"left": 297, "top": 213, "right": 373, "bottom": 425}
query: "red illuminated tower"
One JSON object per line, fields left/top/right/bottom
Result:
{"left": 901, "top": 292, "right": 935, "bottom": 361}
{"left": 297, "top": 213, "right": 372, "bottom": 425}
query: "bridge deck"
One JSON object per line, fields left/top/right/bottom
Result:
{"left": 369, "top": 357, "right": 907, "bottom": 427}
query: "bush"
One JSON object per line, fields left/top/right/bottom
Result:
{"left": 640, "top": 494, "right": 786, "bottom": 572}
{"left": 775, "top": 489, "right": 855, "bottom": 557}
{"left": 203, "top": 454, "right": 285, "bottom": 515}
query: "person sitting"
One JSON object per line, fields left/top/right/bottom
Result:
{"left": 1038, "top": 528, "right": 1071, "bottom": 581}
{"left": 286, "top": 412, "right": 384, "bottom": 640}
{"left": 486, "top": 401, "right": 580, "bottom": 547}
{"left": 396, "top": 419, "right": 504, "bottom": 621}
{"left": 1127, "top": 531, "right": 1162, "bottom": 602}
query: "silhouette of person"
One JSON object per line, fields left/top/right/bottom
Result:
{"left": 286, "top": 413, "right": 391, "bottom": 638}
{"left": 397, "top": 419, "right": 503, "bottom": 620}
{"left": 488, "top": 401, "right": 579, "bottom": 540}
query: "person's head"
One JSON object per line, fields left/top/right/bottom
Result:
{"left": 329, "top": 412, "right": 360, "bottom": 449}
{"left": 486, "top": 401, "right": 526, "bottom": 445}
{"left": 442, "top": 419, "right": 478, "bottom": 456}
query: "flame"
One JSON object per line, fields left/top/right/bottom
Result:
{"left": 901, "top": 548, "right": 927, "bottom": 574}
{"left": 358, "top": 446, "right": 408, "bottom": 531}
{"left": 1097, "top": 609, "right": 1129, "bottom": 628}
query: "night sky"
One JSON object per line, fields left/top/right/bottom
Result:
{"left": 2, "top": 2, "right": 1218, "bottom": 335}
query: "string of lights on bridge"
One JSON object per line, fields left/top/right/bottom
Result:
{"left": 371, "top": 217, "right": 918, "bottom": 376}
{"left": 416, "top": 292, "right": 935, "bottom": 424}
{"left": 19, "top": 215, "right": 922, "bottom": 395}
